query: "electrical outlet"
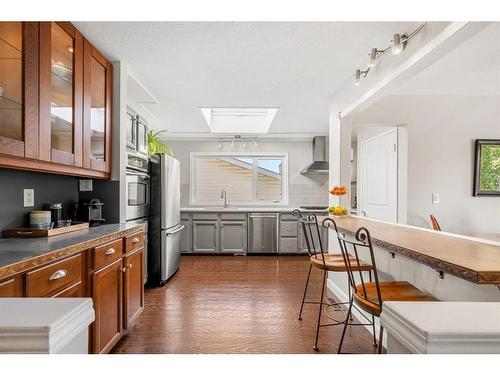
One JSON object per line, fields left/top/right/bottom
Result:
{"left": 432, "top": 192, "right": 440, "bottom": 204}
{"left": 24, "top": 189, "right": 34, "bottom": 207}
{"left": 79, "top": 179, "right": 93, "bottom": 192}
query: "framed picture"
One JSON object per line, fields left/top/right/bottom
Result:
{"left": 473, "top": 139, "right": 500, "bottom": 196}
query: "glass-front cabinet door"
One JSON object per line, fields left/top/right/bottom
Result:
{"left": 83, "top": 39, "right": 112, "bottom": 172}
{"left": 0, "top": 22, "right": 38, "bottom": 159}
{"left": 39, "top": 22, "right": 83, "bottom": 166}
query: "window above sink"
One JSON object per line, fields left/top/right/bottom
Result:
{"left": 190, "top": 152, "right": 289, "bottom": 206}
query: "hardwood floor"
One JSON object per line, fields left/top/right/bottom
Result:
{"left": 111, "top": 255, "right": 377, "bottom": 354}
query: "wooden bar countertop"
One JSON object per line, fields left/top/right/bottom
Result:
{"left": 318, "top": 215, "right": 500, "bottom": 285}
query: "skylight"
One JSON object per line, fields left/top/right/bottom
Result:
{"left": 200, "top": 107, "right": 278, "bottom": 134}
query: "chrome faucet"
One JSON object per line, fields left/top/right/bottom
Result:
{"left": 221, "top": 190, "right": 230, "bottom": 208}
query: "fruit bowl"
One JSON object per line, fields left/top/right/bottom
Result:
{"left": 328, "top": 206, "right": 349, "bottom": 217}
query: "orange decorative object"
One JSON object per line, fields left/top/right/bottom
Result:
{"left": 329, "top": 185, "right": 348, "bottom": 196}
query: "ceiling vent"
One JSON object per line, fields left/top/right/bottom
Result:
{"left": 200, "top": 107, "right": 278, "bottom": 134}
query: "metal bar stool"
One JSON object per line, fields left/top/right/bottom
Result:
{"left": 323, "top": 217, "right": 436, "bottom": 354}
{"left": 293, "top": 210, "right": 376, "bottom": 352}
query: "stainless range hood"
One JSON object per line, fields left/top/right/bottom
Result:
{"left": 300, "top": 136, "right": 329, "bottom": 175}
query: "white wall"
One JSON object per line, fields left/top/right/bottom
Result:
{"left": 352, "top": 95, "right": 500, "bottom": 235}
{"left": 166, "top": 139, "right": 329, "bottom": 208}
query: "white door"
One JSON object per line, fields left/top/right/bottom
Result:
{"left": 359, "top": 128, "right": 398, "bottom": 222}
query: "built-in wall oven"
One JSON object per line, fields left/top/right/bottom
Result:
{"left": 126, "top": 152, "right": 150, "bottom": 284}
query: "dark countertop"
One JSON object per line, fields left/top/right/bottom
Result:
{"left": 0, "top": 223, "right": 143, "bottom": 279}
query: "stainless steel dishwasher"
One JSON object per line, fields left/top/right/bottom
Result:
{"left": 248, "top": 213, "right": 278, "bottom": 253}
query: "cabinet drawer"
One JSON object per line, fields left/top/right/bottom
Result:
{"left": 0, "top": 276, "right": 23, "bottom": 297}
{"left": 52, "top": 281, "right": 82, "bottom": 298}
{"left": 26, "top": 254, "right": 82, "bottom": 297}
{"left": 280, "top": 221, "right": 298, "bottom": 237}
{"left": 280, "top": 213, "right": 296, "bottom": 220}
{"left": 192, "top": 213, "right": 218, "bottom": 220}
{"left": 280, "top": 237, "right": 299, "bottom": 253}
{"left": 220, "top": 213, "right": 246, "bottom": 220}
{"left": 125, "top": 232, "right": 144, "bottom": 254}
{"left": 93, "top": 238, "right": 124, "bottom": 269}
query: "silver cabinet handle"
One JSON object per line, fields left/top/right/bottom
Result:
{"left": 132, "top": 237, "right": 140, "bottom": 244}
{"left": 105, "top": 248, "right": 116, "bottom": 255}
{"left": 129, "top": 264, "right": 133, "bottom": 269}
{"left": 49, "top": 269, "right": 67, "bottom": 281}
{"left": 122, "top": 267, "right": 127, "bottom": 273}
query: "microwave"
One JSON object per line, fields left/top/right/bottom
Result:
{"left": 126, "top": 107, "right": 148, "bottom": 156}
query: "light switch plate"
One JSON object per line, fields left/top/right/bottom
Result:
{"left": 79, "top": 179, "right": 93, "bottom": 192}
{"left": 432, "top": 192, "right": 440, "bottom": 204}
{"left": 24, "top": 189, "right": 35, "bottom": 207}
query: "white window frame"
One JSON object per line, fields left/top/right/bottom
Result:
{"left": 190, "top": 152, "right": 289, "bottom": 206}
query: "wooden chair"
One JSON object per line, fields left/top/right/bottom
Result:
{"left": 323, "top": 217, "right": 436, "bottom": 353}
{"left": 293, "top": 210, "right": 376, "bottom": 352}
{"left": 430, "top": 215, "right": 442, "bottom": 231}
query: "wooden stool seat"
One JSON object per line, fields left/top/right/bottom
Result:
{"left": 353, "top": 281, "right": 436, "bottom": 316}
{"left": 310, "top": 253, "right": 373, "bottom": 272}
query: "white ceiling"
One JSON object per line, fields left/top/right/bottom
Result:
{"left": 74, "top": 22, "right": 419, "bottom": 136}
{"left": 392, "top": 22, "right": 500, "bottom": 96}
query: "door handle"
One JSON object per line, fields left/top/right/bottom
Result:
{"left": 132, "top": 237, "right": 140, "bottom": 244}
{"left": 166, "top": 225, "right": 185, "bottom": 235}
{"left": 105, "top": 248, "right": 116, "bottom": 255}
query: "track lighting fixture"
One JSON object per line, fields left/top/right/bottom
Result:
{"left": 215, "top": 136, "right": 259, "bottom": 148}
{"left": 352, "top": 23, "right": 426, "bottom": 86}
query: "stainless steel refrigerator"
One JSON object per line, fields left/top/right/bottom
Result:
{"left": 149, "top": 154, "right": 183, "bottom": 286}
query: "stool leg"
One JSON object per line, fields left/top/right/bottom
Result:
{"left": 371, "top": 315, "right": 377, "bottom": 347}
{"left": 298, "top": 263, "right": 312, "bottom": 321}
{"left": 313, "top": 269, "right": 326, "bottom": 351}
{"left": 337, "top": 295, "right": 353, "bottom": 354}
{"left": 378, "top": 325, "right": 384, "bottom": 354}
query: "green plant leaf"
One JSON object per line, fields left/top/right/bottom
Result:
{"left": 147, "top": 130, "right": 174, "bottom": 156}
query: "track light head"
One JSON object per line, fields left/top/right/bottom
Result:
{"left": 368, "top": 48, "right": 378, "bottom": 68}
{"left": 354, "top": 69, "right": 361, "bottom": 86}
{"left": 253, "top": 139, "right": 258, "bottom": 147}
{"left": 217, "top": 139, "right": 223, "bottom": 149}
{"left": 392, "top": 33, "right": 403, "bottom": 55}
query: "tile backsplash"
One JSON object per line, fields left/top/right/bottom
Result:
{"left": 181, "top": 182, "right": 328, "bottom": 208}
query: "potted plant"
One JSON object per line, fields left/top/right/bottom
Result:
{"left": 147, "top": 130, "right": 174, "bottom": 156}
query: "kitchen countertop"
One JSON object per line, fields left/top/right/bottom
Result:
{"left": 0, "top": 223, "right": 144, "bottom": 280}
{"left": 181, "top": 207, "right": 328, "bottom": 213}
{"left": 319, "top": 215, "right": 500, "bottom": 284}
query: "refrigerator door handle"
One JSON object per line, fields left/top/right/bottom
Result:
{"left": 166, "top": 225, "right": 185, "bottom": 235}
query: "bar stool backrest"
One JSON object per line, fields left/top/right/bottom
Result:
{"left": 322, "top": 217, "right": 383, "bottom": 311}
{"left": 292, "top": 209, "right": 327, "bottom": 268}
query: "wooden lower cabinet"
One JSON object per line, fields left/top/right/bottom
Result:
{"left": 92, "top": 257, "right": 123, "bottom": 354}
{"left": 0, "top": 229, "right": 145, "bottom": 353}
{"left": 123, "top": 248, "right": 144, "bottom": 330}
{"left": 0, "top": 275, "right": 23, "bottom": 297}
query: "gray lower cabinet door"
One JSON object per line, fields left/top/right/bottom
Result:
{"left": 279, "top": 237, "right": 299, "bottom": 253}
{"left": 299, "top": 225, "right": 328, "bottom": 254}
{"left": 220, "top": 221, "right": 247, "bottom": 254}
{"left": 192, "top": 221, "right": 219, "bottom": 253}
{"left": 180, "top": 218, "right": 191, "bottom": 253}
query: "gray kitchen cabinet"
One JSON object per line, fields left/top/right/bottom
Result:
{"left": 192, "top": 220, "right": 219, "bottom": 253}
{"left": 220, "top": 221, "right": 247, "bottom": 254}
{"left": 180, "top": 218, "right": 191, "bottom": 253}
{"left": 299, "top": 223, "right": 328, "bottom": 254}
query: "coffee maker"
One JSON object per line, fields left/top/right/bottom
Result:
{"left": 75, "top": 198, "right": 105, "bottom": 227}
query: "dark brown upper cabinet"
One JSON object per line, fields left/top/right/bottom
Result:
{"left": 83, "top": 39, "right": 112, "bottom": 173}
{"left": 0, "top": 21, "right": 112, "bottom": 178}
{"left": 0, "top": 22, "right": 39, "bottom": 160}
{"left": 39, "top": 22, "right": 83, "bottom": 167}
